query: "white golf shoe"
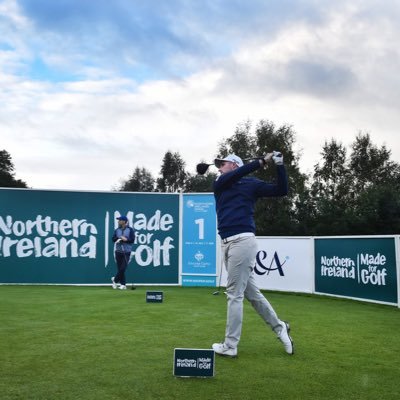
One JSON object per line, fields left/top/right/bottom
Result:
{"left": 212, "top": 342, "right": 237, "bottom": 357}
{"left": 277, "top": 321, "right": 294, "bottom": 355}
{"left": 119, "top": 285, "right": 127, "bottom": 290}
{"left": 111, "top": 277, "right": 118, "bottom": 289}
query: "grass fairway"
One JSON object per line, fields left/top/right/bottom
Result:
{"left": 0, "top": 286, "right": 399, "bottom": 400}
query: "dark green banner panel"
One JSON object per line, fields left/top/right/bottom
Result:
{"left": 315, "top": 237, "right": 398, "bottom": 304}
{"left": 0, "top": 189, "right": 180, "bottom": 284}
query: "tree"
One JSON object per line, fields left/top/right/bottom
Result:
{"left": 157, "top": 151, "right": 186, "bottom": 192}
{"left": 0, "top": 150, "right": 27, "bottom": 188}
{"left": 310, "top": 139, "right": 354, "bottom": 234}
{"left": 347, "top": 133, "right": 400, "bottom": 234}
{"left": 119, "top": 167, "right": 155, "bottom": 192}
{"left": 218, "top": 120, "right": 256, "bottom": 160}
{"left": 253, "top": 121, "right": 309, "bottom": 235}
{"left": 217, "top": 120, "right": 308, "bottom": 235}
{"left": 349, "top": 132, "right": 400, "bottom": 192}
{"left": 312, "top": 140, "right": 351, "bottom": 200}
{"left": 309, "top": 134, "right": 400, "bottom": 235}
{"left": 350, "top": 183, "right": 400, "bottom": 234}
{"left": 184, "top": 171, "right": 217, "bottom": 192}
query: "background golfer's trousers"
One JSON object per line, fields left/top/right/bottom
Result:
{"left": 114, "top": 251, "right": 130, "bottom": 286}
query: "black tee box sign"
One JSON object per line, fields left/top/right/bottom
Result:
{"left": 173, "top": 348, "right": 215, "bottom": 378}
{"left": 146, "top": 291, "right": 163, "bottom": 303}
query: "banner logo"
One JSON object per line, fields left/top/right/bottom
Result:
{"left": 110, "top": 210, "right": 175, "bottom": 268}
{"left": 314, "top": 238, "right": 397, "bottom": 304}
{"left": 254, "top": 250, "right": 289, "bottom": 276}
{"left": 0, "top": 215, "right": 97, "bottom": 259}
{"left": 186, "top": 200, "right": 195, "bottom": 208}
{"left": 320, "top": 253, "right": 388, "bottom": 286}
{"left": 194, "top": 251, "right": 204, "bottom": 262}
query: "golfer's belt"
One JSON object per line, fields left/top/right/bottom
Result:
{"left": 222, "top": 232, "right": 255, "bottom": 244}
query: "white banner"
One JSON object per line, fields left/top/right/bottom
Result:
{"left": 220, "top": 237, "right": 313, "bottom": 293}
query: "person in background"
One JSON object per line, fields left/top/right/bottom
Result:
{"left": 111, "top": 216, "right": 135, "bottom": 290}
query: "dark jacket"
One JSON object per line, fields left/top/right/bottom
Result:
{"left": 112, "top": 226, "right": 135, "bottom": 253}
{"left": 213, "top": 160, "right": 288, "bottom": 239}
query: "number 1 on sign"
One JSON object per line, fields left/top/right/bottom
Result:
{"left": 195, "top": 218, "right": 205, "bottom": 240}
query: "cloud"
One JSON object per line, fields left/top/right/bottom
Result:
{"left": 1, "top": 0, "right": 400, "bottom": 190}
{"left": 14, "top": 0, "right": 336, "bottom": 81}
{"left": 283, "top": 60, "right": 356, "bottom": 96}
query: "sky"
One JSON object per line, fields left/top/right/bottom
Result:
{"left": 1, "top": 0, "right": 399, "bottom": 190}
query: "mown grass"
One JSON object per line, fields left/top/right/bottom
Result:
{"left": 0, "top": 286, "right": 399, "bottom": 400}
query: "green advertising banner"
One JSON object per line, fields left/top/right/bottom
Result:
{"left": 0, "top": 189, "right": 180, "bottom": 284}
{"left": 315, "top": 237, "right": 398, "bottom": 304}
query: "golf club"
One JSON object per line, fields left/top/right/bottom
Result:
{"left": 213, "top": 258, "right": 224, "bottom": 295}
{"left": 196, "top": 162, "right": 213, "bottom": 175}
{"left": 196, "top": 156, "right": 264, "bottom": 175}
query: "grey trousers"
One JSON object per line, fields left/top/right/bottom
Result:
{"left": 222, "top": 235, "right": 282, "bottom": 349}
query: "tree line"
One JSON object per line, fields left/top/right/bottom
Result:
{"left": 118, "top": 120, "right": 400, "bottom": 235}
{"left": 2, "top": 119, "right": 399, "bottom": 235}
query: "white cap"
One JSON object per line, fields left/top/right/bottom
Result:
{"left": 214, "top": 154, "right": 244, "bottom": 168}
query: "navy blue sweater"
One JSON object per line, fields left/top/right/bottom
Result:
{"left": 112, "top": 226, "right": 135, "bottom": 253}
{"left": 213, "top": 160, "right": 288, "bottom": 239}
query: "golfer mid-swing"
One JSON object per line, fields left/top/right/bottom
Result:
{"left": 212, "top": 152, "right": 294, "bottom": 357}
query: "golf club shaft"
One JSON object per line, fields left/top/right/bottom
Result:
{"left": 197, "top": 155, "right": 264, "bottom": 175}
{"left": 213, "top": 254, "right": 224, "bottom": 294}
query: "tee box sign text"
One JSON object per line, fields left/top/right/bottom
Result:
{"left": 146, "top": 291, "right": 163, "bottom": 303}
{"left": 173, "top": 348, "right": 215, "bottom": 378}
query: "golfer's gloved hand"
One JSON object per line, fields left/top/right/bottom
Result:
{"left": 272, "top": 151, "right": 283, "bottom": 165}
{"left": 262, "top": 153, "right": 273, "bottom": 165}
